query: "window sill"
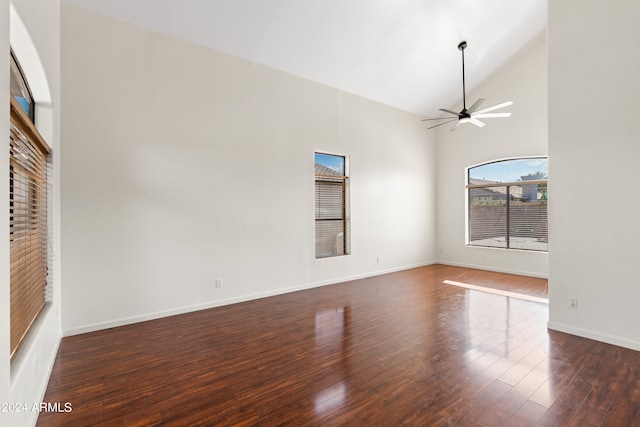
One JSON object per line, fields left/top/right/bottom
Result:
{"left": 465, "top": 244, "right": 548, "bottom": 254}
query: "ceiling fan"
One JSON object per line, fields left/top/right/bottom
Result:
{"left": 423, "top": 41, "right": 512, "bottom": 131}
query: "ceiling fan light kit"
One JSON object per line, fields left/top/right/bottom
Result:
{"left": 423, "top": 41, "right": 512, "bottom": 131}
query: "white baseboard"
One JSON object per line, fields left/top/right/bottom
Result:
{"left": 63, "top": 261, "right": 436, "bottom": 337}
{"left": 435, "top": 260, "right": 548, "bottom": 279}
{"left": 547, "top": 321, "right": 640, "bottom": 352}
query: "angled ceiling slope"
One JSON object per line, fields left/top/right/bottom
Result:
{"left": 63, "top": 0, "right": 546, "bottom": 116}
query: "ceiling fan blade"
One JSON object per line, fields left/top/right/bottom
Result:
{"left": 470, "top": 118, "right": 486, "bottom": 128}
{"left": 472, "top": 112, "right": 512, "bottom": 119}
{"left": 451, "top": 121, "right": 462, "bottom": 131}
{"left": 427, "top": 119, "right": 457, "bottom": 129}
{"left": 422, "top": 117, "right": 454, "bottom": 122}
{"left": 439, "top": 108, "right": 460, "bottom": 116}
{"left": 474, "top": 101, "right": 513, "bottom": 115}
{"left": 466, "top": 98, "right": 486, "bottom": 113}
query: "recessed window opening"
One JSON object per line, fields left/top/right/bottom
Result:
{"left": 467, "top": 158, "right": 548, "bottom": 252}
{"left": 9, "top": 49, "right": 50, "bottom": 359}
{"left": 315, "top": 153, "right": 350, "bottom": 258}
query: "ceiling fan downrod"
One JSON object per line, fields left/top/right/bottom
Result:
{"left": 458, "top": 41, "right": 468, "bottom": 112}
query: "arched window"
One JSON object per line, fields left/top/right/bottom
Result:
{"left": 10, "top": 50, "right": 34, "bottom": 122}
{"left": 467, "top": 158, "right": 548, "bottom": 251}
{"left": 9, "top": 49, "right": 50, "bottom": 359}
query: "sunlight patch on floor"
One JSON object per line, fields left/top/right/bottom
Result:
{"left": 443, "top": 280, "right": 548, "bottom": 304}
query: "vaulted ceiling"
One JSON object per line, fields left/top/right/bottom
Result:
{"left": 63, "top": 0, "right": 547, "bottom": 116}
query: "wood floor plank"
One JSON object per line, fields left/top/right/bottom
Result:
{"left": 34, "top": 264, "right": 640, "bottom": 426}
{"left": 510, "top": 400, "right": 548, "bottom": 425}
{"left": 476, "top": 386, "right": 528, "bottom": 426}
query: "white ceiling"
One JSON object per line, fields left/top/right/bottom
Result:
{"left": 63, "top": 0, "right": 547, "bottom": 116}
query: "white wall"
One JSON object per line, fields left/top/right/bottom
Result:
{"left": 435, "top": 32, "right": 548, "bottom": 278}
{"left": 548, "top": 0, "right": 640, "bottom": 350}
{"left": 0, "top": 0, "right": 10, "bottom": 412}
{"left": 60, "top": 4, "right": 436, "bottom": 335}
{"left": 1, "top": 1, "right": 62, "bottom": 426}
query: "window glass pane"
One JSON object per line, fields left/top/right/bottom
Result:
{"left": 315, "top": 153, "right": 345, "bottom": 175}
{"left": 469, "top": 158, "right": 547, "bottom": 183}
{"left": 316, "top": 220, "right": 346, "bottom": 258}
{"left": 469, "top": 187, "right": 507, "bottom": 248}
{"left": 467, "top": 157, "right": 548, "bottom": 252}
{"left": 10, "top": 51, "right": 34, "bottom": 121}
{"left": 509, "top": 184, "right": 548, "bottom": 251}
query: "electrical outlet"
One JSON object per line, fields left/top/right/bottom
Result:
{"left": 569, "top": 297, "right": 578, "bottom": 309}
{"left": 215, "top": 279, "right": 223, "bottom": 288}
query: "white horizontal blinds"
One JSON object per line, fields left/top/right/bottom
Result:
{"left": 468, "top": 187, "right": 507, "bottom": 248}
{"left": 509, "top": 183, "right": 548, "bottom": 251}
{"left": 9, "top": 97, "right": 50, "bottom": 359}
{"left": 315, "top": 177, "right": 348, "bottom": 257}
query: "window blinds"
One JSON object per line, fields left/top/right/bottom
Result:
{"left": 9, "top": 97, "right": 50, "bottom": 359}
{"left": 468, "top": 181, "right": 548, "bottom": 252}
{"left": 315, "top": 175, "right": 349, "bottom": 258}
{"left": 508, "top": 183, "right": 548, "bottom": 251}
{"left": 468, "top": 187, "right": 507, "bottom": 248}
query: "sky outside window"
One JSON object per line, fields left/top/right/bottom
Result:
{"left": 315, "top": 153, "right": 345, "bottom": 175}
{"left": 469, "top": 158, "right": 547, "bottom": 182}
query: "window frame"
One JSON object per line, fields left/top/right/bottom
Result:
{"left": 466, "top": 157, "right": 548, "bottom": 252}
{"left": 314, "top": 152, "right": 350, "bottom": 259}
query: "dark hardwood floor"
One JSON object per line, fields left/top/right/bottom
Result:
{"left": 38, "top": 265, "right": 640, "bottom": 426}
